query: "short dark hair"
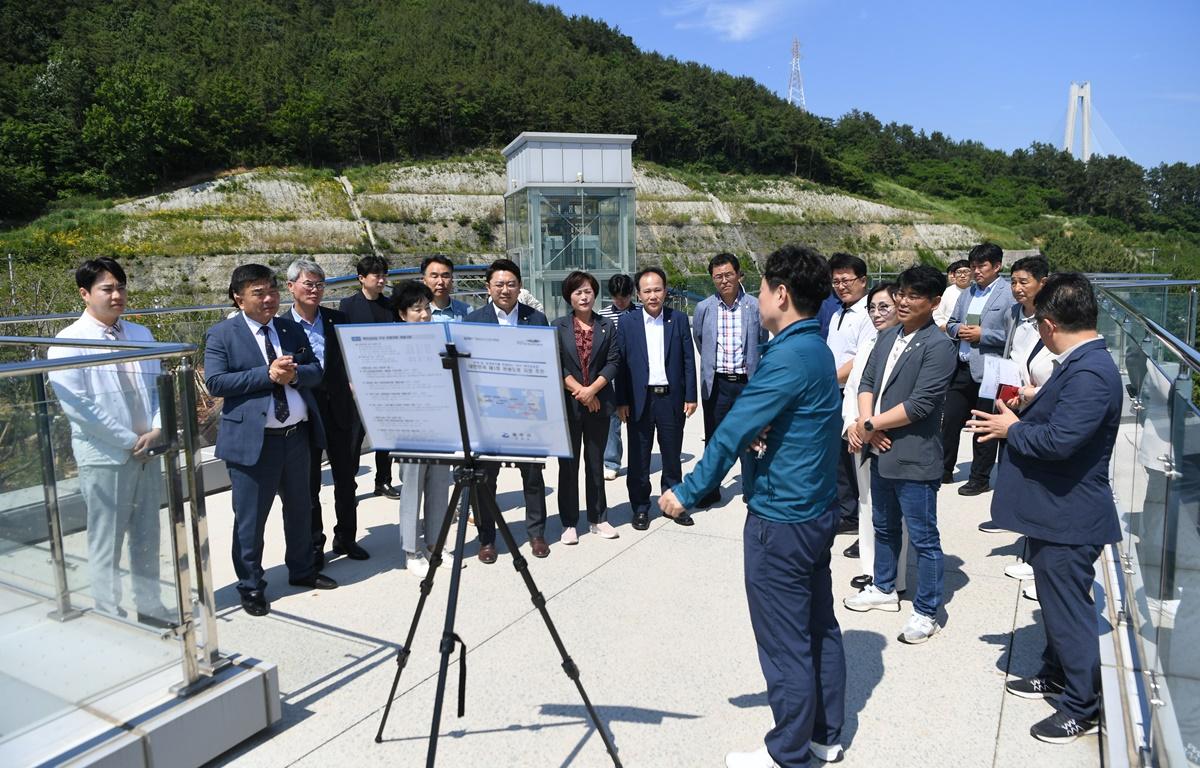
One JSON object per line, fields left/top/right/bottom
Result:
{"left": 608, "top": 273, "right": 634, "bottom": 298}
{"left": 1035, "top": 272, "right": 1097, "bottom": 332}
{"left": 76, "top": 257, "right": 127, "bottom": 290}
{"left": 1010, "top": 254, "right": 1050, "bottom": 281}
{"left": 561, "top": 271, "right": 599, "bottom": 302}
{"left": 762, "top": 244, "right": 829, "bottom": 316}
{"left": 421, "top": 254, "right": 454, "bottom": 274}
{"left": 355, "top": 255, "right": 389, "bottom": 277}
{"left": 486, "top": 258, "right": 522, "bottom": 284}
{"left": 967, "top": 242, "right": 1003, "bottom": 267}
{"left": 896, "top": 264, "right": 947, "bottom": 300}
{"left": 708, "top": 252, "right": 740, "bottom": 275}
{"left": 868, "top": 282, "right": 897, "bottom": 302}
{"left": 947, "top": 259, "right": 969, "bottom": 273}
{"left": 228, "top": 264, "right": 276, "bottom": 302}
{"left": 393, "top": 280, "right": 434, "bottom": 318}
{"left": 634, "top": 267, "right": 668, "bottom": 291}
{"left": 828, "top": 252, "right": 867, "bottom": 278}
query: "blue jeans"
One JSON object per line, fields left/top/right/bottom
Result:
{"left": 604, "top": 413, "right": 622, "bottom": 471}
{"left": 870, "top": 463, "right": 943, "bottom": 619}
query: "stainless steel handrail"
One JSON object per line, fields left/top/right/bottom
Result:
{"left": 0, "top": 337, "right": 198, "bottom": 377}
{"left": 1099, "top": 279, "right": 1200, "bottom": 289}
{"left": 1099, "top": 290, "right": 1200, "bottom": 373}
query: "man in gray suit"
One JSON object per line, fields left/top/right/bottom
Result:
{"left": 943, "top": 243, "right": 1017, "bottom": 496}
{"left": 843, "top": 264, "right": 957, "bottom": 645}
{"left": 692, "top": 253, "right": 767, "bottom": 508}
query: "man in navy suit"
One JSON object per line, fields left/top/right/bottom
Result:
{"left": 969, "top": 273, "right": 1122, "bottom": 744}
{"left": 286, "top": 259, "right": 367, "bottom": 566}
{"left": 616, "top": 266, "right": 698, "bottom": 530}
{"left": 465, "top": 259, "right": 552, "bottom": 563}
{"left": 205, "top": 264, "right": 338, "bottom": 617}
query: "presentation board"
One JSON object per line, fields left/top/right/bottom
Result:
{"left": 336, "top": 321, "right": 572, "bottom": 459}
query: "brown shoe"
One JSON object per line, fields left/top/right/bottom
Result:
{"left": 478, "top": 544, "right": 497, "bottom": 564}
{"left": 530, "top": 537, "right": 550, "bottom": 558}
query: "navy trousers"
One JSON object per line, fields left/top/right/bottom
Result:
{"left": 627, "top": 391, "right": 684, "bottom": 516}
{"left": 309, "top": 394, "right": 361, "bottom": 552}
{"left": 744, "top": 507, "right": 846, "bottom": 767}
{"left": 1028, "top": 538, "right": 1104, "bottom": 720}
{"left": 228, "top": 425, "right": 317, "bottom": 595}
{"left": 474, "top": 463, "right": 547, "bottom": 547}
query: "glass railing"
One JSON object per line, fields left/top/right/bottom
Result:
{"left": 0, "top": 336, "right": 222, "bottom": 752}
{"left": 1098, "top": 285, "right": 1200, "bottom": 766}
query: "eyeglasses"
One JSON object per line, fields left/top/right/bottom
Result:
{"left": 490, "top": 281, "right": 519, "bottom": 290}
{"left": 893, "top": 292, "right": 928, "bottom": 304}
{"left": 712, "top": 272, "right": 740, "bottom": 283}
{"left": 952, "top": 269, "right": 972, "bottom": 276}
{"left": 295, "top": 280, "right": 325, "bottom": 291}
{"left": 831, "top": 277, "right": 864, "bottom": 288}
{"left": 867, "top": 302, "right": 894, "bottom": 314}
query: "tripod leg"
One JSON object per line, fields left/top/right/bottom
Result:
{"left": 374, "top": 476, "right": 466, "bottom": 743}
{"left": 491, "top": 513, "right": 624, "bottom": 767}
{"left": 424, "top": 470, "right": 478, "bottom": 767}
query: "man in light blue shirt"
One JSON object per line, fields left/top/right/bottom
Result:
{"left": 421, "top": 255, "right": 471, "bottom": 322}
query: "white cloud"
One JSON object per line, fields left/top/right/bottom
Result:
{"left": 663, "top": 1, "right": 785, "bottom": 42}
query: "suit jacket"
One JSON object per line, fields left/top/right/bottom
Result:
{"left": 465, "top": 301, "right": 549, "bottom": 328}
{"left": 307, "top": 305, "right": 358, "bottom": 425}
{"left": 947, "top": 279, "right": 1016, "bottom": 382}
{"left": 858, "top": 321, "right": 958, "bottom": 482}
{"left": 992, "top": 338, "right": 1123, "bottom": 545}
{"left": 338, "top": 291, "right": 395, "bottom": 324}
{"left": 552, "top": 313, "right": 620, "bottom": 416}
{"left": 47, "top": 315, "right": 162, "bottom": 466}
{"left": 204, "top": 313, "right": 325, "bottom": 466}
{"left": 615, "top": 307, "right": 697, "bottom": 422}
{"left": 692, "top": 291, "right": 767, "bottom": 400}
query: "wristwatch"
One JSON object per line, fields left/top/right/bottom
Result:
{"left": 864, "top": 419, "right": 875, "bottom": 433}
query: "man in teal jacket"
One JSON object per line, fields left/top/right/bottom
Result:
{"left": 660, "top": 244, "right": 845, "bottom": 768}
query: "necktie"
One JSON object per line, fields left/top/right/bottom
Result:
{"left": 837, "top": 302, "right": 851, "bottom": 330}
{"left": 260, "top": 325, "right": 291, "bottom": 423}
{"left": 104, "top": 324, "right": 150, "bottom": 434}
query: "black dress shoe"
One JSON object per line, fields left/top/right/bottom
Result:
{"left": 958, "top": 480, "right": 991, "bottom": 496}
{"left": 850, "top": 574, "right": 873, "bottom": 590}
{"left": 374, "top": 482, "right": 402, "bottom": 499}
{"left": 289, "top": 574, "right": 338, "bottom": 590}
{"left": 672, "top": 511, "right": 695, "bottom": 527}
{"left": 332, "top": 537, "right": 370, "bottom": 560}
{"left": 978, "top": 520, "right": 1004, "bottom": 533}
{"left": 632, "top": 512, "right": 650, "bottom": 531}
{"left": 240, "top": 590, "right": 270, "bottom": 616}
{"left": 843, "top": 539, "right": 860, "bottom": 558}
{"left": 835, "top": 517, "right": 858, "bottom": 535}
{"left": 697, "top": 490, "right": 721, "bottom": 508}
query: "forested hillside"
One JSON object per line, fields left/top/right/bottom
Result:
{"left": 1, "top": 0, "right": 1198, "bottom": 272}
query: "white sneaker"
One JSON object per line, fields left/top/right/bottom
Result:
{"left": 725, "top": 746, "right": 776, "bottom": 768}
{"left": 1004, "top": 562, "right": 1035, "bottom": 580}
{"left": 898, "top": 612, "right": 939, "bottom": 644}
{"left": 603, "top": 467, "right": 618, "bottom": 481}
{"left": 811, "top": 742, "right": 844, "bottom": 763}
{"left": 561, "top": 528, "right": 579, "bottom": 545}
{"left": 590, "top": 521, "right": 620, "bottom": 539}
{"left": 842, "top": 584, "right": 900, "bottom": 612}
{"left": 406, "top": 551, "right": 430, "bottom": 579}
{"left": 1022, "top": 583, "right": 1039, "bottom": 602}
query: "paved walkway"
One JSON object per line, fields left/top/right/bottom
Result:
{"left": 206, "top": 416, "right": 1102, "bottom": 767}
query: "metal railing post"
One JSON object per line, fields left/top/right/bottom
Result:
{"left": 1187, "top": 286, "right": 1197, "bottom": 348}
{"left": 176, "top": 356, "right": 226, "bottom": 673}
{"left": 31, "top": 372, "right": 81, "bottom": 621}
{"left": 157, "top": 372, "right": 206, "bottom": 696}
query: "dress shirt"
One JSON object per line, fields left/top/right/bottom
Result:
{"left": 431, "top": 298, "right": 471, "bottom": 323}
{"left": 716, "top": 289, "right": 747, "bottom": 374}
{"left": 958, "top": 281, "right": 996, "bottom": 361}
{"left": 875, "top": 328, "right": 913, "bottom": 416}
{"left": 826, "top": 293, "right": 875, "bottom": 370}
{"left": 291, "top": 307, "right": 326, "bottom": 368}
{"left": 241, "top": 314, "right": 307, "bottom": 428}
{"left": 1007, "top": 312, "right": 1056, "bottom": 387}
{"left": 493, "top": 303, "right": 518, "bottom": 326}
{"left": 643, "top": 309, "right": 669, "bottom": 386}
{"left": 933, "top": 283, "right": 964, "bottom": 328}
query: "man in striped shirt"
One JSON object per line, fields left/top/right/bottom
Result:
{"left": 599, "top": 273, "right": 639, "bottom": 481}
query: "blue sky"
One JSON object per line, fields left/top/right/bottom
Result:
{"left": 543, "top": 0, "right": 1200, "bottom": 168}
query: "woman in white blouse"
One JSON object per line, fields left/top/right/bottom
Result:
{"left": 841, "top": 283, "right": 909, "bottom": 593}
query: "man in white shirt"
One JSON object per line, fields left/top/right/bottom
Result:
{"left": 933, "top": 260, "right": 971, "bottom": 331}
{"left": 825, "top": 253, "right": 876, "bottom": 536}
{"left": 48, "top": 258, "right": 172, "bottom": 628}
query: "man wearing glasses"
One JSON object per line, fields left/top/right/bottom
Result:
{"left": 287, "top": 259, "right": 366, "bottom": 568}
{"left": 825, "top": 253, "right": 876, "bottom": 539}
{"left": 934, "top": 260, "right": 971, "bottom": 332}
{"left": 692, "top": 253, "right": 767, "bottom": 508}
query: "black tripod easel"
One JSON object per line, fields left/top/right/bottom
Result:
{"left": 374, "top": 342, "right": 622, "bottom": 768}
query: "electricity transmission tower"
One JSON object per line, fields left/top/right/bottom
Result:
{"left": 787, "top": 38, "right": 807, "bottom": 111}
{"left": 1064, "top": 81, "right": 1093, "bottom": 161}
